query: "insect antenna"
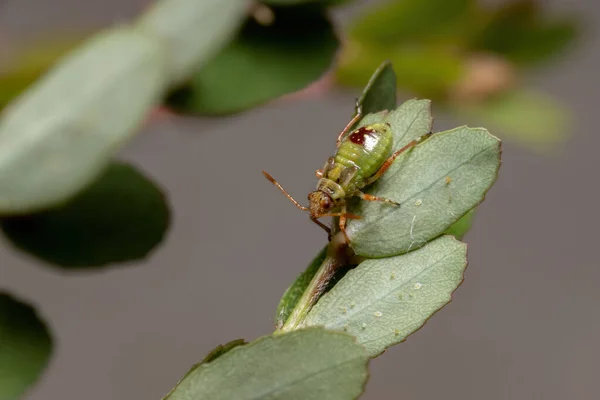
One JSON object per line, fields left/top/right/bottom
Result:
{"left": 262, "top": 171, "right": 309, "bottom": 211}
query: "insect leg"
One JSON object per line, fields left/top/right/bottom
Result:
{"left": 262, "top": 171, "right": 308, "bottom": 211}
{"left": 318, "top": 212, "right": 362, "bottom": 219}
{"left": 315, "top": 211, "right": 361, "bottom": 243}
{"left": 364, "top": 132, "right": 433, "bottom": 186}
{"left": 356, "top": 191, "right": 400, "bottom": 206}
{"left": 336, "top": 103, "right": 363, "bottom": 148}
{"left": 310, "top": 217, "right": 332, "bottom": 239}
{"left": 339, "top": 166, "right": 358, "bottom": 187}
{"left": 316, "top": 156, "right": 336, "bottom": 178}
{"left": 338, "top": 204, "right": 351, "bottom": 243}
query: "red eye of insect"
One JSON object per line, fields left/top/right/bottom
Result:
{"left": 320, "top": 197, "right": 331, "bottom": 209}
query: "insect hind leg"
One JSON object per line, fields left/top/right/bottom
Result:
{"left": 364, "top": 132, "right": 433, "bottom": 186}
{"left": 336, "top": 102, "right": 363, "bottom": 148}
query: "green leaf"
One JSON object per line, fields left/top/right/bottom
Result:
{"left": 358, "top": 98, "right": 433, "bottom": 156}
{"left": 0, "top": 34, "right": 88, "bottom": 110}
{"left": 355, "top": 60, "right": 396, "bottom": 119}
{"left": 347, "top": 124, "right": 501, "bottom": 258}
{"left": 275, "top": 246, "right": 327, "bottom": 329}
{"left": 166, "top": 339, "right": 247, "bottom": 397}
{"left": 472, "top": 0, "right": 578, "bottom": 66}
{"left": 0, "top": 27, "right": 166, "bottom": 214}
{"left": 303, "top": 236, "right": 467, "bottom": 357}
{"left": 163, "top": 328, "right": 369, "bottom": 400}
{"left": 136, "top": 0, "right": 249, "bottom": 85}
{"left": 262, "top": 0, "right": 348, "bottom": 5}
{"left": 336, "top": 42, "right": 464, "bottom": 100}
{"left": 165, "top": 5, "right": 338, "bottom": 115}
{"left": 452, "top": 90, "right": 570, "bottom": 153}
{"left": 443, "top": 208, "right": 475, "bottom": 240}
{"left": 0, "top": 292, "right": 52, "bottom": 400}
{"left": 348, "top": 0, "right": 475, "bottom": 44}
{"left": 1, "top": 162, "right": 170, "bottom": 269}
{"left": 199, "top": 339, "right": 247, "bottom": 364}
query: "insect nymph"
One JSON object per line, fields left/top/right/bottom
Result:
{"left": 263, "top": 109, "right": 430, "bottom": 242}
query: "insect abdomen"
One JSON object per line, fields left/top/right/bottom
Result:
{"left": 334, "top": 123, "right": 393, "bottom": 184}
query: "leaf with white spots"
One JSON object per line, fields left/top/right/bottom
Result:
{"left": 163, "top": 328, "right": 369, "bottom": 400}
{"left": 303, "top": 236, "right": 467, "bottom": 358}
{"left": 347, "top": 125, "right": 500, "bottom": 257}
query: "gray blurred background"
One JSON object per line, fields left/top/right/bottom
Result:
{"left": 1, "top": 0, "right": 599, "bottom": 399}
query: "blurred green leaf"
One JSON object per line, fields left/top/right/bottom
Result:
{"left": 136, "top": 0, "right": 249, "bottom": 85}
{"left": 166, "top": 5, "right": 338, "bottom": 115}
{"left": 347, "top": 121, "right": 501, "bottom": 258}
{"left": 0, "top": 293, "right": 52, "bottom": 400}
{"left": 472, "top": 0, "right": 578, "bottom": 66}
{"left": 163, "top": 328, "right": 369, "bottom": 400}
{"left": 337, "top": 41, "right": 464, "bottom": 100}
{"left": 304, "top": 236, "right": 467, "bottom": 357}
{"left": 0, "top": 27, "right": 166, "bottom": 214}
{"left": 452, "top": 90, "right": 570, "bottom": 152}
{"left": 348, "top": 0, "right": 475, "bottom": 45}
{"left": 355, "top": 60, "right": 396, "bottom": 119}
{"left": 0, "top": 34, "right": 87, "bottom": 110}
{"left": 275, "top": 246, "right": 327, "bottom": 329}
{"left": 1, "top": 162, "right": 170, "bottom": 269}
{"left": 443, "top": 208, "right": 475, "bottom": 240}
{"left": 262, "top": 0, "right": 349, "bottom": 5}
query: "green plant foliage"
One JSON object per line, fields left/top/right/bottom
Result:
{"left": 443, "top": 208, "right": 475, "bottom": 240}
{"left": 136, "top": 0, "right": 249, "bottom": 85}
{"left": 453, "top": 90, "right": 569, "bottom": 152}
{"left": 275, "top": 246, "right": 327, "bottom": 328}
{"left": 348, "top": 0, "right": 475, "bottom": 44}
{"left": 165, "top": 5, "right": 338, "bottom": 115}
{"left": 303, "top": 236, "right": 466, "bottom": 357}
{"left": 0, "top": 27, "right": 166, "bottom": 214}
{"left": 336, "top": 0, "right": 579, "bottom": 153}
{"left": 347, "top": 123, "right": 500, "bottom": 258}
{"left": 1, "top": 162, "right": 170, "bottom": 269}
{"left": 0, "top": 293, "right": 52, "bottom": 400}
{"left": 261, "top": 0, "right": 349, "bottom": 5}
{"left": 0, "top": 34, "right": 89, "bottom": 111}
{"left": 163, "top": 328, "right": 369, "bottom": 400}
{"left": 359, "top": 98, "right": 432, "bottom": 148}
{"left": 198, "top": 339, "right": 247, "bottom": 364}
{"left": 337, "top": 43, "right": 464, "bottom": 101}
{"left": 355, "top": 68, "right": 474, "bottom": 243}
{"left": 472, "top": 0, "right": 578, "bottom": 66}
{"left": 355, "top": 60, "right": 396, "bottom": 117}
{"left": 0, "top": 0, "right": 249, "bottom": 215}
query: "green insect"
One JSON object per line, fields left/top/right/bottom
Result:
{"left": 263, "top": 106, "right": 431, "bottom": 243}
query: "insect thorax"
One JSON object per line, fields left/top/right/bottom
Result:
{"left": 316, "top": 178, "right": 346, "bottom": 208}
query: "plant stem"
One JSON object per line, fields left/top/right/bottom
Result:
{"left": 276, "top": 233, "right": 349, "bottom": 333}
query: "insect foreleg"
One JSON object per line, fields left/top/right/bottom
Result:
{"left": 310, "top": 217, "right": 332, "bottom": 239}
